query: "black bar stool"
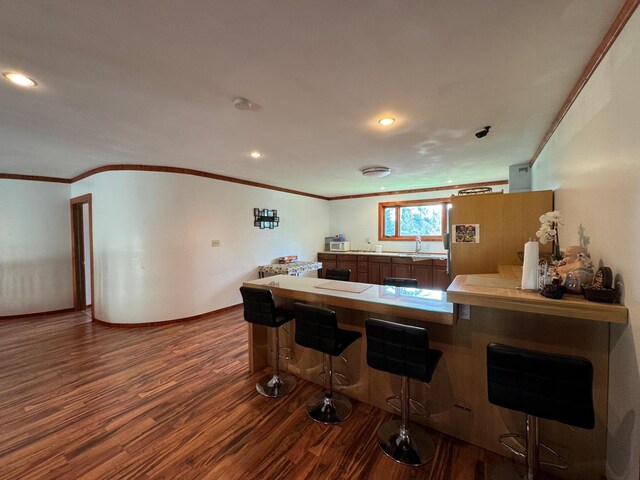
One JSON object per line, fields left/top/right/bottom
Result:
{"left": 324, "top": 268, "right": 351, "bottom": 281}
{"left": 487, "top": 343, "right": 595, "bottom": 479}
{"left": 365, "top": 318, "right": 442, "bottom": 466}
{"left": 383, "top": 277, "right": 418, "bottom": 288}
{"left": 293, "top": 302, "right": 361, "bottom": 424}
{"left": 239, "top": 286, "right": 296, "bottom": 398}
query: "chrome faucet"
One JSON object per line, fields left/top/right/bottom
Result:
{"left": 415, "top": 235, "right": 422, "bottom": 253}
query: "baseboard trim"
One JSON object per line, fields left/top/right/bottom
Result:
{"left": 92, "top": 303, "right": 243, "bottom": 327}
{"left": 0, "top": 307, "right": 76, "bottom": 320}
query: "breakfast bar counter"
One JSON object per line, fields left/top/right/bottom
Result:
{"left": 242, "top": 273, "right": 614, "bottom": 480}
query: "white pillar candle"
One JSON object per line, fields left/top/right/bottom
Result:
{"left": 521, "top": 240, "right": 540, "bottom": 290}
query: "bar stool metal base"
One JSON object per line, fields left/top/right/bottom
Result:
{"left": 256, "top": 373, "right": 296, "bottom": 398}
{"left": 376, "top": 419, "right": 435, "bottom": 466}
{"left": 306, "top": 391, "right": 352, "bottom": 424}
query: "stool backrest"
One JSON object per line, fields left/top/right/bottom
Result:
{"left": 293, "top": 303, "right": 340, "bottom": 355}
{"left": 239, "top": 286, "right": 277, "bottom": 327}
{"left": 325, "top": 268, "right": 351, "bottom": 282}
{"left": 383, "top": 277, "right": 418, "bottom": 288}
{"left": 365, "top": 318, "right": 437, "bottom": 383}
{"left": 487, "top": 343, "right": 595, "bottom": 429}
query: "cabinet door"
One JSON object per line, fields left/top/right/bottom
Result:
{"left": 433, "top": 266, "right": 450, "bottom": 291}
{"left": 369, "top": 262, "right": 381, "bottom": 285}
{"left": 336, "top": 258, "right": 358, "bottom": 281}
{"left": 413, "top": 263, "right": 433, "bottom": 289}
{"left": 391, "top": 263, "right": 412, "bottom": 279}
{"left": 318, "top": 254, "right": 337, "bottom": 279}
{"left": 357, "top": 257, "right": 369, "bottom": 283}
{"left": 380, "top": 263, "right": 392, "bottom": 283}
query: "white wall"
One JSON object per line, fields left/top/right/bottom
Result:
{"left": 531, "top": 9, "right": 640, "bottom": 479}
{"left": 0, "top": 180, "right": 73, "bottom": 316}
{"left": 328, "top": 183, "right": 508, "bottom": 253}
{"left": 71, "top": 171, "right": 329, "bottom": 324}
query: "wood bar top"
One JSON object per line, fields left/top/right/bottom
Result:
{"left": 243, "top": 275, "right": 454, "bottom": 325}
{"left": 446, "top": 267, "right": 628, "bottom": 324}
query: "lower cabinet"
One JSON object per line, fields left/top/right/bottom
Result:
{"left": 336, "top": 257, "right": 357, "bottom": 281}
{"left": 368, "top": 256, "right": 392, "bottom": 284}
{"left": 316, "top": 253, "right": 450, "bottom": 290}
{"left": 433, "top": 260, "right": 451, "bottom": 290}
{"left": 391, "top": 258, "right": 433, "bottom": 289}
{"left": 317, "top": 253, "right": 336, "bottom": 278}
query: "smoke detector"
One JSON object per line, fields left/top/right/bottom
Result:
{"left": 362, "top": 167, "right": 391, "bottom": 178}
{"left": 233, "top": 96, "right": 253, "bottom": 110}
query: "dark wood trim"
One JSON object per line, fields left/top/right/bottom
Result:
{"left": 0, "top": 173, "right": 70, "bottom": 183}
{"left": 70, "top": 194, "right": 95, "bottom": 320}
{"left": 70, "top": 165, "right": 330, "bottom": 200}
{"left": 330, "top": 180, "right": 508, "bottom": 201}
{"left": 91, "top": 303, "right": 243, "bottom": 327}
{"left": 378, "top": 197, "right": 451, "bottom": 242}
{"left": 0, "top": 307, "right": 75, "bottom": 320}
{"left": 529, "top": 0, "right": 640, "bottom": 167}
{"left": 1, "top": 166, "right": 508, "bottom": 201}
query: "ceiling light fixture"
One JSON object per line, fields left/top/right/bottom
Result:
{"left": 250, "top": 151, "right": 262, "bottom": 158}
{"left": 3, "top": 72, "right": 37, "bottom": 87}
{"left": 378, "top": 117, "right": 395, "bottom": 126}
{"left": 447, "top": 180, "right": 453, "bottom": 184}
{"left": 362, "top": 167, "right": 391, "bottom": 178}
{"left": 234, "top": 96, "right": 253, "bottom": 110}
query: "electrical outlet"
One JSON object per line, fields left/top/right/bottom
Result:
{"left": 458, "top": 304, "right": 470, "bottom": 320}
{"left": 211, "top": 240, "right": 220, "bottom": 247}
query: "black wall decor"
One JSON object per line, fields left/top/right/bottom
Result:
{"left": 254, "top": 208, "right": 279, "bottom": 229}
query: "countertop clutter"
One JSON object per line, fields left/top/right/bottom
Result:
{"left": 446, "top": 265, "right": 628, "bottom": 324}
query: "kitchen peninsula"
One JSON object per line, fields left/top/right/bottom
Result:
{"left": 244, "top": 269, "right": 628, "bottom": 480}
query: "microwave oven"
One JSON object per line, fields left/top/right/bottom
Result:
{"left": 330, "top": 241, "right": 351, "bottom": 252}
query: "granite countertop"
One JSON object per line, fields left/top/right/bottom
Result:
{"left": 318, "top": 251, "right": 447, "bottom": 260}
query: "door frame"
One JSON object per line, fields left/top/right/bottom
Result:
{"left": 70, "top": 194, "right": 95, "bottom": 318}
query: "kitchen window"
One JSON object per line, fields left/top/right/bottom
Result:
{"left": 378, "top": 198, "right": 450, "bottom": 241}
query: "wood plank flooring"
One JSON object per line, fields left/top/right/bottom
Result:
{"left": 0, "top": 308, "right": 510, "bottom": 479}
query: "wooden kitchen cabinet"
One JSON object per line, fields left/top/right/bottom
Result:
{"left": 432, "top": 259, "right": 450, "bottom": 290}
{"left": 317, "top": 253, "right": 447, "bottom": 289}
{"left": 368, "top": 256, "right": 391, "bottom": 285}
{"left": 337, "top": 257, "right": 357, "bottom": 281}
{"left": 412, "top": 262, "right": 433, "bottom": 289}
{"left": 357, "top": 255, "right": 369, "bottom": 283}
{"left": 317, "top": 253, "right": 336, "bottom": 278}
{"left": 391, "top": 257, "right": 434, "bottom": 289}
{"left": 391, "top": 257, "right": 413, "bottom": 279}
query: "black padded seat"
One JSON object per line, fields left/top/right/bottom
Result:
{"left": 487, "top": 343, "right": 594, "bottom": 429}
{"left": 487, "top": 343, "right": 595, "bottom": 479}
{"left": 239, "top": 286, "right": 296, "bottom": 397}
{"left": 294, "top": 303, "right": 361, "bottom": 357}
{"left": 383, "top": 277, "right": 419, "bottom": 288}
{"left": 324, "top": 268, "right": 351, "bottom": 282}
{"left": 240, "top": 286, "right": 294, "bottom": 328}
{"left": 365, "top": 318, "right": 442, "bottom": 466}
{"left": 366, "top": 318, "right": 441, "bottom": 383}
{"left": 293, "top": 302, "right": 361, "bottom": 424}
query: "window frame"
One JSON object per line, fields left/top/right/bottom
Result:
{"left": 377, "top": 197, "right": 450, "bottom": 241}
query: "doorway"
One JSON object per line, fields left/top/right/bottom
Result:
{"left": 70, "top": 194, "right": 94, "bottom": 317}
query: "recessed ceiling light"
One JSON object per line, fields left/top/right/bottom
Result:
{"left": 380, "top": 187, "right": 386, "bottom": 190}
{"left": 249, "top": 151, "right": 262, "bottom": 159}
{"left": 378, "top": 117, "right": 395, "bottom": 126}
{"left": 447, "top": 180, "right": 453, "bottom": 184}
{"left": 3, "top": 72, "right": 37, "bottom": 87}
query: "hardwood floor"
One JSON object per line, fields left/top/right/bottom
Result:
{"left": 0, "top": 308, "right": 511, "bottom": 479}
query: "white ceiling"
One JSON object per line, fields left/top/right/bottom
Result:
{"left": 0, "top": 1, "right": 625, "bottom": 197}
